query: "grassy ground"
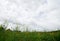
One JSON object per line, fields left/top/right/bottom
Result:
{"left": 0, "top": 26, "right": 60, "bottom": 41}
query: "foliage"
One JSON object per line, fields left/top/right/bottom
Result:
{"left": 0, "top": 26, "right": 60, "bottom": 41}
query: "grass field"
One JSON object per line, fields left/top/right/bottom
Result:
{"left": 0, "top": 25, "right": 60, "bottom": 41}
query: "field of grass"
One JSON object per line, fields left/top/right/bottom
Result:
{"left": 0, "top": 25, "right": 60, "bottom": 41}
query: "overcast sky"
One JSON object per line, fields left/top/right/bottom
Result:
{"left": 0, "top": 0, "right": 60, "bottom": 32}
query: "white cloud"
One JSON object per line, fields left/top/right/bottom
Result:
{"left": 0, "top": 0, "right": 60, "bottom": 32}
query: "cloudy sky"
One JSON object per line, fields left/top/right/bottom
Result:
{"left": 0, "top": 0, "right": 60, "bottom": 32}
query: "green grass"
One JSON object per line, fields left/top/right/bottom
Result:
{"left": 0, "top": 26, "right": 60, "bottom": 41}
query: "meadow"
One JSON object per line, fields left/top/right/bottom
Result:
{"left": 0, "top": 25, "right": 60, "bottom": 41}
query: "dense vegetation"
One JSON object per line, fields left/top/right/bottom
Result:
{"left": 0, "top": 25, "right": 60, "bottom": 41}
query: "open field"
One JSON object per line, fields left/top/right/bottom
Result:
{"left": 0, "top": 26, "right": 60, "bottom": 41}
